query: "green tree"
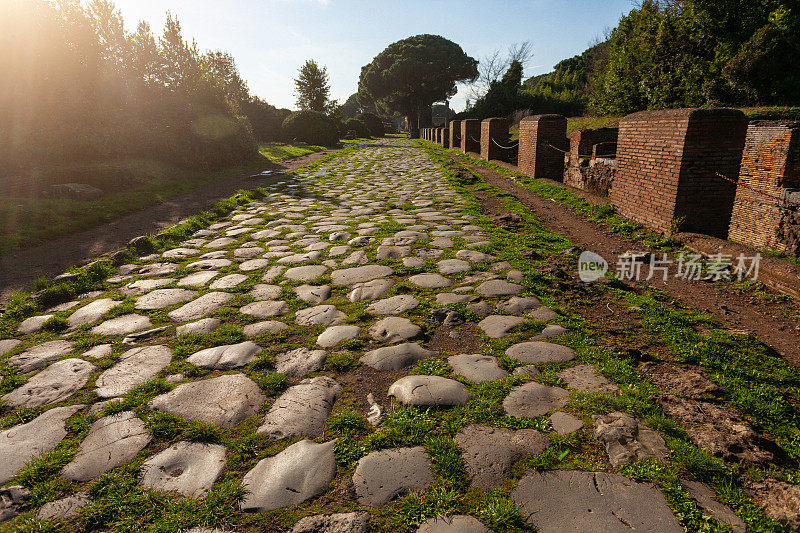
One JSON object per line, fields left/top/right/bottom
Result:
{"left": 358, "top": 34, "right": 478, "bottom": 133}
{"left": 294, "top": 59, "right": 333, "bottom": 113}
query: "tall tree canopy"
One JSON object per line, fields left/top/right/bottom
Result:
{"left": 590, "top": 0, "right": 800, "bottom": 114}
{"left": 0, "top": 0, "right": 288, "bottom": 174}
{"left": 358, "top": 35, "right": 477, "bottom": 131}
{"left": 294, "top": 59, "right": 334, "bottom": 113}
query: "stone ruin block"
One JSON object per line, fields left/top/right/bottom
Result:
{"left": 461, "top": 119, "right": 481, "bottom": 154}
{"left": 729, "top": 121, "right": 800, "bottom": 254}
{"left": 449, "top": 120, "right": 462, "bottom": 149}
{"left": 441, "top": 127, "right": 450, "bottom": 148}
{"left": 609, "top": 108, "right": 747, "bottom": 237}
{"left": 518, "top": 114, "right": 567, "bottom": 179}
{"left": 480, "top": 117, "right": 509, "bottom": 162}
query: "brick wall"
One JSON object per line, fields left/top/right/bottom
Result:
{"left": 609, "top": 108, "right": 747, "bottom": 237}
{"left": 435, "top": 128, "right": 441, "bottom": 144}
{"left": 729, "top": 121, "right": 800, "bottom": 252}
{"left": 480, "top": 118, "right": 509, "bottom": 161}
{"left": 518, "top": 114, "right": 567, "bottom": 179}
{"left": 442, "top": 127, "right": 450, "bottom": 148}
{"left": 449, "top": 120, "right": 462, "bottom": 149}
{"left": 461, "top": 120, "right": 481, "bottom": 154}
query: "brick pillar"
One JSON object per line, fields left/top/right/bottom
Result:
{"left": 423, "top": 128, "right": 427, "bottom": 140}
{"left": 480, "top": 118, "right": 509, "bottom": 161}
{"left": 518, "top": 114, "right": 567, "bottom": 179}
{"left": 609, "top": 108, "right": 747, "bottom": 237}
{"left": 449, "top": 120, "right": 461, "bottom": 149}
{"left": 729, "top": 121, "right": 800, "bottom": 252}
{"left": 442, "top": 128, "right": 449, "bottom": 148}
{"left": 461, "top": 119, "right": 481, "bottom": 154}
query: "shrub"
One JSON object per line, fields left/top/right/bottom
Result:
{"left": 358, "top": 112, "right": 385, "bottom": 137}
{"left": 344, "top": 117, "right": 370, "bottom": 139}
{"left": 281, "top": 110, "right": 340, "bottom": 146}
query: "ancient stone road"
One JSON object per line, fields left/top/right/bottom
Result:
{"left": 0, "top": 140, "right": 750, "bottom": 531}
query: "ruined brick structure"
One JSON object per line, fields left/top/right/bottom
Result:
{"left": 435, "top": 128, "right": 441, "bottom": 144}
{"left": 461, "top": 119, "right": 481, "bottom": 154}
{"left": 518, "top": 115, "right": 567, "bottom": 179}
{"left": 729, "top": 121, "right": 800, "bottom": 254}
{"left": 441, "top": 127, "right": 450, "bottom": 148}
{"left": 481, "top": 118, "right": 509, "bottom": 161}
{"left": 609, "top": 108, "right": 748, "bottom": 237}
{"left": 563, "top": 127, "right": 618, "bottom": 194}
{"left": 449, "top": 120, "right": 461, "bottom": 149}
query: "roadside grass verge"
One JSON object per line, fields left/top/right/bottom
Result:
{"left": 0, "top": 143, "right": 326, "bottom": 255}
{"left": 258, "top": 142, "right": 326, "bottom": 162}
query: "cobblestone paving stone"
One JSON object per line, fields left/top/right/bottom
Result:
{"left": 0, "top": 139, "right": 768, "bottom": 531}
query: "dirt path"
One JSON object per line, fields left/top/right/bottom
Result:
{"left": 0, "top": 151, "right": 332, "bottom": 300}
{"left": 460, "top": 159, "right": 800, "bottom": 367}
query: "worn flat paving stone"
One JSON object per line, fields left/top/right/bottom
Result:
{"left": 3, "top": 358, "right": 94, "bottom": 408}
{"left": 135, "top": 288, "right": 198, "bottom": 310}
{"left": 167, "top": 292, "right": 234, "bottom": 322}
{"left": 316, "top": 325, "right": 360, "bottom": 348}
{"left": 95, "top": 345, "right": 173, "bottom": 398}
{"left": 241, "top": 440, "right": 336, "bottom": 512}
{"left": 360, "top": 343, "right": 433, "bottom": 370}
{"left": 505, "top": 341, "right": 575, "bottom": 364}
{"left": 188, "top": 341, "right": 261, "bottom": 370}
{"left": 257, "top": 377, "right": 342, "bottom": 439}
{"left": 417, "top": 516, "right": 492, "bottom": 533}
{"left": 369, "top": 317, "right": 421, "bottom": 343}
{"left": 511, "top": 470, "right": 683, "bottom": 532}
{"left": 353, "top": 447, "right": 433, "bottom": 506}
{"left": 292, "top": 512, "right": 370, "bottom": 533}
{"left": 140, "top": 441, "right": 227, "bottom": 498}
{"left": 331, "top": 265, "right": 393, "bottom": 285}
{"left": 366, "top": 295, "right": 419, "bottom": 315}
{"left": 68, "top": 298, "right": 120, "bottom": 328}
{"left": 0, "top": 405, "right": 83, "bottom": 484}
{"left": 61, "top": 411, "right": 151, "bottom": 482}
{"left": 448, "top": 354, "right": 508, "bottom": 383}
{"left": 91, "top": 314, "right": 153, "bottom": 336}
{"left": 455, "top": 424, "right": 548, "bottom": 488}
{"left": 7, "top": 340, "right": 74, "bottom": 373}
{"left": 148, "top": 374, "right": 264, "bottom": 428}
{"left": 389, "top": 375, "right": 472, "bottom": 406}
{"left": 503, "top": 382, "right": 570, "bottom": 418}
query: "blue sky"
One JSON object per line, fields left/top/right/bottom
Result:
{"left": 114, "top": 0, "right": 634, "bottom": 112}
